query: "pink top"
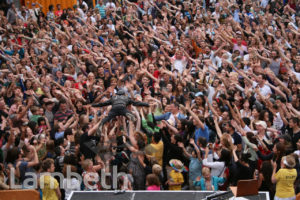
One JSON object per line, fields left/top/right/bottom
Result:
{"left": 147, "top": 185, "right": 160, "bottom": 191}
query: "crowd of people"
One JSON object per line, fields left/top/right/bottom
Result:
{"left": 0, "top": 0, "right": 300, "bottom": 200}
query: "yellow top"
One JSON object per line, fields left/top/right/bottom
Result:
{"left": 150, "top": 141, "right": 164, "bottom": 166}
{"left": 169, "top": 170, "right": 184, "bottom": 191}
{"left": 40, "top": 175, "right": 59, "bottom": 200}
{"left": 275, "top": 168, "right": 297, "bottom": 198}
{"left": 36, "top": 87, "right": 44, "bottom": 95}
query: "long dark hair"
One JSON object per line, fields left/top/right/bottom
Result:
{"left": 259, "top": 110, "right": 273, "bottom": 125}
{"left": 6, "top": 147, "right": 21, "bottom": 164}
{"left": 240, "top": 152, "right": 251, "bottom": 163}
{"left": 260, "top": 161, "right": 274, "bottom": 194}
{"left": 219, "top": 148, "right": 232, "bottom": 167}
{"left": 274, "top": 143, "right": 286, "bottom": 161}
{"left": 246, "top": 132, "right": 258, "bottom": 145}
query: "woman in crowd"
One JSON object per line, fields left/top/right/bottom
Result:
{"left": 272, "top": 155, "right": 297, "bottom": 200}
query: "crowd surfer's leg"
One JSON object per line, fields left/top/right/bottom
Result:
{"left": 124, "top": 110, "right": 136, "bottom": 122}
{"left": 96, "top": 111, "right": 118, "bottom": 136}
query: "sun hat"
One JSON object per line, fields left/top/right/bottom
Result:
{"left": 169, "top": 159, "right": 186, "bottom": 172}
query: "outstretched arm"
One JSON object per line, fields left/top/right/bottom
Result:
{"left": 190, "top": 138, "right": 202, "bottom": 161}
{"left": 92, "top": 99, "right": 112, "bottom": 107}
{"left": 131, "top": 100, "right": 149, "bottom": 107}
{"left": 182, "top": 104, "right": 205, "bottom": 130}
{"left": 88, "top": 121, "right": 102, "bottom": 136}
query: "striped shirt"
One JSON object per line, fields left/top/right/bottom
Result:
{"left": 54, "top": 110, "right": 74, "bottom": 122}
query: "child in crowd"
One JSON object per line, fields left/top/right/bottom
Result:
{"left": 146, "top": 173, "right": 161, "bottom": 190}
{"left": 152, "top": 164, "right": 164, "bottom": 189}
{"left": 39, "top": 158, "right": 61, "bottom": 200}
{"left": 193, "top": 167, "right": 226, "bottom": 191}
{"left": 167, "top": 159, "right": 185, "bottom": 190}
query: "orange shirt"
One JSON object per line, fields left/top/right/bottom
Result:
{"left": 191, "top": 40, "right": 205, "bottom": 58}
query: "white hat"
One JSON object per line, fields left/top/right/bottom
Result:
{"left": 255, "top": 121, "right": 267, "bottom": 129}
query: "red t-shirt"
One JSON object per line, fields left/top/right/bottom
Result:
{"left": 55, "top": 10, "right": 63, "bottom": 17}
{"left": 11, "top": 38, "right": 22, "bottom": 46}
{"left": 232, "top": 38, "right": 248, "bottom": 46}
{"left": 153, "top": 70, "right": 160, "bottom": 79}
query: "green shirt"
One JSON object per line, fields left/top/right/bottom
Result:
{"left": 142, "top": 113, "right": 160, "bottom": 144}
{"left": 30, "top": 115, "right": 41, "bottom": 123}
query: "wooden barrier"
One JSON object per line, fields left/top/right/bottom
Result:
{"left": 0, "top": 189, "right": 40, "bottom": 200}
{"left": 296, "top": 192, "right": 300, "bottom": 200}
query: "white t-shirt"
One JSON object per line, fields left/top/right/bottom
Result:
{"left": 294, "top": 150, "right": 300, "bottom": 163}
{"left": 273, "top": 112, "right": 283, "bottom": 130}
{"left": 261, "top": 0, "right": 269, "bottom": 8}
{"left": 87, "top": 16, "right": 96, "bottom": 24}
{"left": 243, "top": 54, "right": 250, "bottom": 62}
{"left": 224, "top": 52, "right": 233, "bottom": 63}
{"left": 171, "top": 56, "right": 188, "bottom": 74}
{"left": 67, "top": 45, "right": 73, "bottom": 51}
{"left": 292, "top": 71, "right": 300, "bottom": 81}
{"left": 240, "top": 109, "right": 251, "bottom": 118}
{"left": 233, "top": 44, "right": 248, "bottom": 56}
{"left": 107, "top": 24, "right": 115, "bottom": 31}
{"left": 207, "top": 86, "right": 215, "bottom": 104}
{"left": 166, "top": 112, "right": 181, "bottom": 127}
{"left": 243, "top": 125, "right": 252, "bottom": 133}
{"left": 106, "top": 2, "right": 116, "bottom": 9}
{"left": 77, "top": 8, "right": 86, "bottom": 19}
{"left": 63, "top": 178, "right": 81, "bottom": 200}
{"left": 79, "top": 1, "right": 88, "bottom": 10}
{"left": 253, "top": 82, "right": 272, "bottom": 97}
{"left": 203, "top": 157, "right": 225, "bottom": 177}
{"left": 211, "top": 51, "right": 222, "bottom": 68}
{"left": 259, "top": 84, "right": 272, "bottom": 96}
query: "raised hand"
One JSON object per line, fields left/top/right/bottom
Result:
{"left": 177, "top": 142, "right": 184, "bottom": 148}
{"left": 189, "top": 138, "right": 195, "bottom": 145}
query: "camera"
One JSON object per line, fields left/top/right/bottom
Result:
{"left": 116, "top": 10, "right": 122, "bottom": 16}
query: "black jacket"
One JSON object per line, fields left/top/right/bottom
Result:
{"left": 92, "top": 95, "right": 149, "bottom": 109}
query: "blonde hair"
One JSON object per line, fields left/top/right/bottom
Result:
{"left": 134, "top": 131, "right": 147, "bottom": 145}
{"left": 221, "top": 133, "right": 234, "bottom": 152}
{"left": 82, "top": 159, "right": 93, "bottom": 171}
{"left": 282, "top": 155, "right": 296, "bottom": 169}
{"left": 152, "top": 164, "right": 162, "bottom": 176}
{"left": 202, "top": 167, "right": 210, "bottom": 176}
{"left": 229, "top": 72, "right": 239, "bottom": 82}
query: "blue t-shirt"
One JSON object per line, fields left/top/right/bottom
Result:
{"left": 4, "top": 48, "right": 24, "bottom": 59}
{"left": 19, "top": 161, "right": 35, "bottom": 187}
{"left": 194, "top": 176, "right": 225, "bottom": 191}
{"left": 189, "top": 157, "right": 202, "bottom": 181}
{"left": 55, "top": 131, "right": 64, "bottom": 140}
{"left": 194, "top": 125, "right": 210, "bottom": 142}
